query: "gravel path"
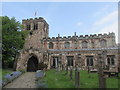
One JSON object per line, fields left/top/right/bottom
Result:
{"left": 4, "top": 72, "right": 36, "bottom": 88}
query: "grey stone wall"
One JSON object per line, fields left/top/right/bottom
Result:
{"left": 16, "top": 17, "right": 118, "bottom": 72}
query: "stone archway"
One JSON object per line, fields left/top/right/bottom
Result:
{"left": 27, "top": 55, "right": 38, "bottom": 72}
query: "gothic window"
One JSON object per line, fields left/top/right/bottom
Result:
{"left": 49, "top": 42, "right": 54, "bottom": 49}
{"left": 100, "top": 39, "right": 107, "bottom": 47}
{"left": 67, "top": 56, "right": 73, "bottom": 66}
{"left": 64, "top": 42, "right": 70, "bottom": 49}
{"left": 27, "top": 24, "right": 31, "bottom": 30}
{"left": 82, "top": 41, "right": 88, "bottom": 48}
{"left": 34, "top": 24, "right": 36, "bottom": 30}
{"left": 86, "top": 56, "right": 94, "bottom": 66}
{"left": 35, "top": 24, "right": 38, "bottom": 30}
{"left": 34, "top": 23, "right": 38, "bottom": 30}
{"left": 74, "top": 41, "right": 78, "bottom": 49}
{"left": 91, "top": 41, "right": 95, "bottom": 48}
{"left": 107, "top": 55, "right": 115, "bottom": 65}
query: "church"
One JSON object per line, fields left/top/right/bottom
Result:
{"left": 15, "top": 17, "right": 119, "bottom": 72}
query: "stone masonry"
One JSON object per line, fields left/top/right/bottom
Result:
{"left": 16, "top": 17, "right": 119, "bottom": 72}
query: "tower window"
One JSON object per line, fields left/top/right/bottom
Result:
{"left": 34, "top": 23, "right": 38, "bottom": 30}
{"left": 36, "top": 24, "right": 38, "bottom": 30}
{"left": 27, "top": 24, "right": 31, "bottom": 30}
{"left": 82, "top": 41, "right": 88, "bottom": 48}
{"left": 49, "top": 42, "right": 54, "bottom": 49}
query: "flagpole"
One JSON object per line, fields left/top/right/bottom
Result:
{"left": 35, "top": 12, "right": 36, "bottom": 18}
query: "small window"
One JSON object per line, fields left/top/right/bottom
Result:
{"left": 91, "top": 41, "right": 94, "bottom": 48}
{"left": 64, "top": 42, "right": 70, "bottom": 49}
{"left": 82, "top": 41, "right": 88, "bottom": 48}
{"left": 36, "top": 24, "right": 38, "bottom": 30}
{"left": 34, "top": 24, "right": 36, "bottom": 30}
{"left": 49, "top": 42, "right": 54, "bottom": 49}
{"left": 74, "top": 41, "right": 78, "bottom": 49}
{"left": 27, "top": 24, "right": 31, "bottom": 30}
{"left": 34, "top": 23, "right": 38, "bottom": 30}
{"left": 100, "top": 39, "right": 107, "bottom": 47}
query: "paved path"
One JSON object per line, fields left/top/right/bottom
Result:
{"left": 4, "top": 72, "right": 36, "bottom": 88}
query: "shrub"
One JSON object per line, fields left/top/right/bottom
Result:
{"left": 38, "top": 62, "right": 47, "bottom": 70}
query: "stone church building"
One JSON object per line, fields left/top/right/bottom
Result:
{"left": 15, "top": 17, "right": 119, "bottom": 72}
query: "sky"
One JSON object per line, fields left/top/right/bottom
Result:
{"left": 2, "top": 2, "right": 119, "bottom": 43}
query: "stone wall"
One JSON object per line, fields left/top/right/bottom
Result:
{"left": 43, "top": 32, "right": 116, "bottom": 50}
{"left": 16, "top": 17, "right": 119, "bottom": 72}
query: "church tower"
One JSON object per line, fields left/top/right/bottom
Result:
{"left": 22, "top": 17, "right": 49, "bottom": 49}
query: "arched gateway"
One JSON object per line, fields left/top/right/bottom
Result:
{"left": 27, "top": 55, "right": 38, "bottom": 72}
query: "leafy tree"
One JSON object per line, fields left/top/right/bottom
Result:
{"left": 2, "top": 16, "right": 28, "bottom": 68}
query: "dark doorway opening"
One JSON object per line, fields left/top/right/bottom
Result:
{"left": 52, "top": 57, "right": 59, "bottom": 68}
{"left": 27, "top": 56, "right": 38, "bottom": 72}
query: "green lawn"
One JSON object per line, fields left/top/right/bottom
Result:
{"left": 44, "top": 69, "right": 119, "bottom": 88}
{"left": 0, "top": 69, "right": 13, "bottom": 80}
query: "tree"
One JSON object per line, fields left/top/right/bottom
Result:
{"left": 2, "top": 16, "right": 28, "bottom": 68}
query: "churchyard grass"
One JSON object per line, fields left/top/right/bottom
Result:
{"left": 44, "top": 69, "right": 119, "bottom": 88}
{"left": 1, "top": 69, "right": 13, "bottom": 80}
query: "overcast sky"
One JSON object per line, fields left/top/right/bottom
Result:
{"left": 2, "top": 2, "right": 118, "bottom": 43}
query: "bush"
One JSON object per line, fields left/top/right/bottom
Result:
{"left": 38, "top": 62, "right": 47, "bottom": 70}
{"left": 19, "top": 69, "right": 26, "bottom": 73}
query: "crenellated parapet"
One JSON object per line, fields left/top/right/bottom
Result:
{"left": 43, "top": 32, "right": 115, "bottom": 41}
{"left": 22, "top": 17, "right": 48, "bottom": 25}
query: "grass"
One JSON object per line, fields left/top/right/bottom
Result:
{"left": 44, "top": 69, "right": 119, "bottom": 88}
{"left": 0, "top": 69, "right": 13, "bottom": 80}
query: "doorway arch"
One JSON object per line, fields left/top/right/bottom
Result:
{"left": 27, "top": 55, "right": 38, "bottom": 72}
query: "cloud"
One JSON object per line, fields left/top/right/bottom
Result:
{"left": 92, "top": 4, "right": 111, "bottom": 17}
{"left": 98, "top": 21, "right": 118, "bottom": 43}
{"left": 89, "top": 9, "right": 118, "bottom": 43}
{"left": 76, "top": 22, "right": 82, "bottom": 26}
{"left": 93, "top": 10, "right": 118, "bottom": 26}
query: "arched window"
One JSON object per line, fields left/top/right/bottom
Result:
{"left": 107, "top": 55, "right": 115, "bottom": 65}
{"left": 49, "top": 42, "right": 54, "bottom": 49}
{"left": 27, "top": 24, "right": 31, "bottom": 30}
{"left": 34, "top": 23, "right": 38, "bottom": 30}
{"left": 91, "top": 41, "right": 95, "bottom": 48}
{"left": 64, "top": 42, "right": 70, "bottom": 49}
{"left": 82, "top": 41, "right": 88, "bottom": 48}
{"left": 100, "top": 39, "right": 107, "bottom": 47}
{"left": 86, "top": 56, "right": 94, "bottom": 66}
{"left": 74, "top": 41, "right": 78, "bottom": 49}
{"left": 34, "top": 24, "right": 36, "bottom": 30}
{"left": 35, "top": 24, "right": 38, "bottom": 30}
